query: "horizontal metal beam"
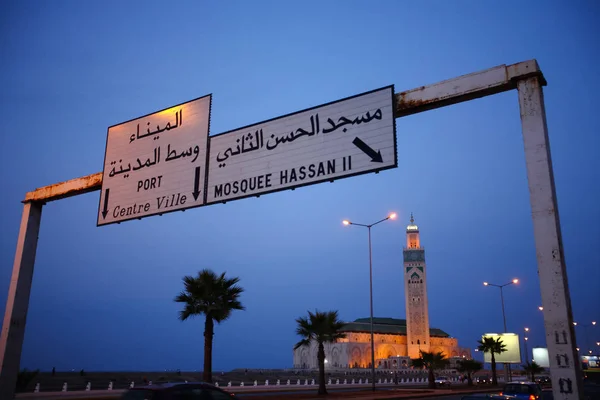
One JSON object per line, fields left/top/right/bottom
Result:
{"left": 395, "top": 59, "right": 546, "bottom": 117}
{"left": 23, "top": 59, "right": 546, "bottom": 203}
{"left": 24, "top": 172, "right": 102, "bottom": 203}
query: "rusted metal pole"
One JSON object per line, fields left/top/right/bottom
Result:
{"left": 0, "top": 202, "right": 43, "bottom": 399}
{"left": 395, "top": 59, "right": 545, "bottom": 117}
{"left": 24, "top": 172, "right": 102, "bottom": 203}
{"left": 518, "top": 77, "right": 583, "bottom": 400}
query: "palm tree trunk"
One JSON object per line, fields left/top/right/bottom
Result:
{"left": 491, "top": 352, "right": 497, "bottom": 386}
{"left": 428, "top": 368, "right": 435, "bottom": 389}
{"left": 317, "top": 341, "right": 327, "bottom": 395}
{"left": 467, "top": 372, "right": 473, "bottom": 386}
{"left": 203, "top": 315, "right": 214, "bottom": 383}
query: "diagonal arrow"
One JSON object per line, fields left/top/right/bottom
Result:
{"left": 101, "top": 189, "right": 110, "bottom": 219}
{"left": 192, "top": 166, "right": 201, "bottom": 201}
{"left": 352, "top": 137, "right": 383, "bottom": 163}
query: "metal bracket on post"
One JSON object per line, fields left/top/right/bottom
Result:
{"left": 0, "top": 202, "right": 43, "bottom": 399}
{"left": 518, "top": 77, "right": 583, "bottom": 400}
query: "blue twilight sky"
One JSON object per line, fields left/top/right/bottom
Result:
{"left": 1, "top": 1, "right": 599, "bottom": 372}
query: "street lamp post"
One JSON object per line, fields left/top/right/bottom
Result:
{"left": 483, "top": 278, "right": 518, "bottom": 382}
{"left": 343, "top": 212, "right": 397, "bottom": 391}
{"left": 573, "top": 321, "right": 597, "bottom": 354}
{"left": 524, "top": 327, "right": 529, "bottom": 363}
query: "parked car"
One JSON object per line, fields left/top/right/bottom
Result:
{"left": 500, "top": 382, "right": 542, "bottom": 400}
{"left": 476, "top": 375, "right": 492, "bottom": 384}
{"left": 120, "top": 382, "right": 237, "bottom": 400}
{"left": 435, "top": 376, "right": 452, "bottom": 386}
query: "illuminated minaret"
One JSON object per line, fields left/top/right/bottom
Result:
{"left": 403, "top": 213, "right": 430, "bottom": 359}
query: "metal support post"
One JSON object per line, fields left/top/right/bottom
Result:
{"left": 500, "top": 287, "right": 510, "bottom": 383}
{"left": 518, "top": 77, "right": 583, "bottom": 400}
{"left": 368, "top": 226, "right": 376, "bottom": 391}
{"left": 0, "top": 202, "right": 43, "bottom": 399}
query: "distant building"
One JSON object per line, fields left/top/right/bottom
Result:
{"left": 293, "top": 214, "right": 471, "bottom": 369}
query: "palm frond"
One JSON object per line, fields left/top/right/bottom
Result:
{"left": 174, "top": 291, "right": 192, "bottom": 304}
{"left": 477, "top": 336, "right": 507, "bottom": 354}
{"left": 411, "top": 357, "right": 426, "bottom": 369}
{"left": 178, "top": 305, "right": 196, "bottom": 321}
{"left": 174, "top": 269, "right": 245, "bottom": 324}
{"left": 413, "top": 351, "right": 449, "bottom": 369}
{"left": 294, "top": 310, "right": 346, "bottom": 347}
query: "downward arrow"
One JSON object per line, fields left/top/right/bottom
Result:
{"left": 101, "top": 189, "right": 110, "bottom": 219}
{"left": 192, "top": 166, "right": 201, "bottom": 201}
{"left": 352, "top": 137, "right": 383, "bottom": 163}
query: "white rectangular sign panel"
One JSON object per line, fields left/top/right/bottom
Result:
{"left": 97, "top": 95, "right": 211, "bottom": 226}
{"left": 533, "top": 347, "right": 550, "bottom": 368}
{"left": 482, "top": 333, "right": 521, "bottom": 363}
{"left": 206, "top": 86, "right": 397, "bottom": 204}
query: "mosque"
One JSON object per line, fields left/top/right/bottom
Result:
{"left": 293, "top": 215, "right": 471, "bottom": 369}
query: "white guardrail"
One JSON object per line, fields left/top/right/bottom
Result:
{"left": 18, "top": 377, "right": 468, "bottom": 399}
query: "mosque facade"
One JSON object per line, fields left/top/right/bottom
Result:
{"left": 292, "top": 215, "right": 471, "bottom": 369}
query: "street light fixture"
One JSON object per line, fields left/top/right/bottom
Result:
{"left": 482, "top": 279, "right": 519, "bottom": 333}
{"left": 342, "top": 212, "right": 396, "bottom": 391}
{"left": 483, "top": 278, "right": 519, "bottom": 381}
{"left": 538, "top": 306, "right": 543, "bottom": 311}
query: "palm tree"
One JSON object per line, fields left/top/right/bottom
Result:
{"left": 294, "top": 310, "right": 346, "bottom": 395}
{"left": 174, "top": 269, "right": 245, "bottom": 383}
{"left": 477, "top": 337, "right": 507, "bottom": 385}
{"left": 411, "top": 351, "right": 449, "bottom": 389}
{"left": 522, "top": 361, "right": 545, "bottom": 382}
{"left": 457, "top": 359, "right": 483, "bottom": 386}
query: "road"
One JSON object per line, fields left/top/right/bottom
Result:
{"left": 237, "top": 389, "right": 502, "bottom": 400}
{"left": 392, "top": 396, "right": 543, "bottom": 400}
{"left": 401, "top": 387, "right": 598, "bottom": 400}
{"left": 239, "top": 387, "right": 600, "bottom": 400}
{"left": 398, "top": 396, "right": 480, "bottom": 400}
{"left": 240, "top": 394, "right": 498, "bottom": 400}
{"left": 17, "top": 384, "right": 600, "bottom": 400}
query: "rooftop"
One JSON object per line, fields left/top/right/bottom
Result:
{"left": 341, "top": 317, "right": 451, "bottom": 338}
